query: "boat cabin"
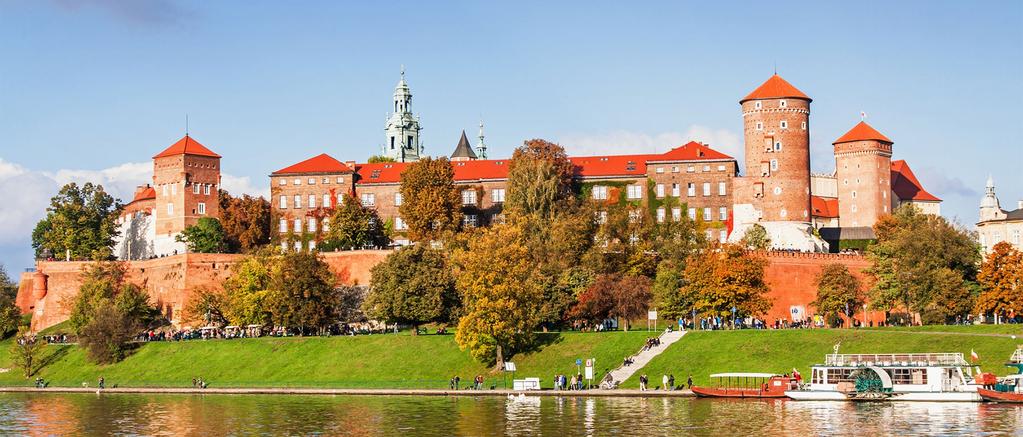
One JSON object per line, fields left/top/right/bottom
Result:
{"left": 805, "top": 353, "right": 975, "bottom": 394}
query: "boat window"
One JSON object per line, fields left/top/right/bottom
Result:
{"left": 826, "top": 368, "right": 855, "bottom": 383}
{"left": 888, "top": 368, "right": 927, "bottom": 385}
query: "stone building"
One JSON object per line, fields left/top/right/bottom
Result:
{"left": 269, "top": 153, "right": 356, "bottom": 252}
{"left": 112, "top": 135, "right": 222, "bottom": 260}
{"left": 978, "top": 176, "right": 1023, "bottom": 254}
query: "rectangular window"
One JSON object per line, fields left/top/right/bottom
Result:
{"left": 323, "top": 177, "right": 329, "bottom": 184}
{"left": 167, "top": 203, "right": 173, "bottom": 216}
{"left": 687, "top": 183, "right": 696, "bottom": 197}
{"left": 718, "top": 165, "right": 726, "bottom": 171}
{"left": 394, "top": 192, "right": 403, "bottom": 206}
{"left": 204, "top": 184, "right": 211, "bottom": 195}
{"left": 463, "top": 214, "right": 478, "bottom": 228}
{"left": 171, "top": 184, "right": 177, "bottom": 195}
{"left": 770, "top": 160, "right": 779, "bottom": 172}
{"left": 702, "top": 183, "right": 711, "bottom": 196}
{"left": 688, "top": 207, "right": 696, "bottom": 220}
{"left": 687, "top": 165, "right": 695, "bottom": 173}
{"left": 281, "top": 241, "right": 288, "bottom": 251}
{"left": 492, "top": 188, "right": 506, "bottom": 203}
{"left": 322, "top": 218, "right": 330, "bottom": 232}
{"left": 308, "top": 178, "right": 316, "bottom": 185}
{"left": 197, "top": 202, "right": 206, "bottom": 215}
{"left": 755, "top": 122, "right": 763, "bottom": 131}
{"left": 323, "top": 194, "right": 330, "bottom": 207}
{"left": 395, "top": 217, "right": 406, "bottom": 230}
{"left": 703, "top": 165, "right": 710, "bottom": 172}
{"left": 656, "top": 208, "right": 666, "bottom": 223}
{"left": 308, "top": 218, "right": 316, "bottom": 233}
{"left": 656, "top": 167, "right": 664, "bottom": 174}
{"left": 627, "top": 185, "right": 643, "bottom": 200}
{"left": 337, "top": 193, "right": 344, "bottom": 206}
{"left": 337, "top": 176, "right": 344, "bottom": 184}
{"left": 279, "top": 179, "right": 286, "bottom": 186}
{"left": 193, "top": 184, "right": 200, "bottom": 194}
{"left": 592, "top": 186, "right": 608, "bottom": 200}
{"left": 279, "top": 196, "right": 287, "bottom": 209}
{"left": 361, "top": 193, "right": 375, "bottom": 206}
{"left": 719, "top": 207, "right": 727, "bottom": 221}
{"left": 163, "top": 185, "right": 168, "bottom": 196}
{"left": 1014, "top": 230, "right": 1021, "bottom": 245}
{"left": 780, "top": 120, "right": 788, "bottom": 129}
{"left": 279, "top": 219, "right": 287, "bottom": 233}
{"left": 719, "top": 182, "right": 727, "bottom": 196}
{"left": 720, "top": 230, "right": 727, "bottom": 243}
{"left": 671, "top": 207, "right": 681, "bottom": 221}
{"left": 308, "top": 194, "right": 316, "bottom": 208}
{"left": 656, "top": 184, "right": 665, "bottom": 198}
{"left": 309, "top": 240, "right": 316, "bottom": 251}
{"left": 462, "top": 189, "right": 477, "bottom": 206}
{"left": 703, "top": 208, "right": 711, "bottom": 221}
{"left": 294, "top": 219, "right": 302, "bottom": 232}
{"left": 672, "top": 166, "right": 680, "bottom": 173}
{"left": 671, "top": 183, "right": 680, "bottom": 197}
{"left": 294, "top": 195, "right": 302, "bottom": 209}
{"left": 294, "top": 240, "right": 301, "bottom": 251}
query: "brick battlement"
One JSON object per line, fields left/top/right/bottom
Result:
{"left": 753, "top": 250, "right": 868, "bottom": 262}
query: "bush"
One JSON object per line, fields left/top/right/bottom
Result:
{"left": 78, "top": 306, "right": 138, "bottom": 364}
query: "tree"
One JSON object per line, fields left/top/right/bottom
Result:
{"left": 222, "top": 249, "right": 276, "bottom": 327}
{"left": 398, "top": 157, "right": 462, "bottom": 242}
{"left": 0, "top": 265, "right": 22, "bottom": 338}
{"left": 176, "top": 217, "right": 226, "bottom": 253}
{"left": 866, "top": 205, "right": 981, "bottom": 323}
{"left": 67, "top": 261, "right": 129, "bottom": 334}
{"left": 740, "top": 224, "right": 771, "bottom": 250}
{"left": 570, "top": 274, "right": 651, "bottom": 330}
{"left": 323, "top": 194, "right": 384, "bottom": 250}
{"left": 364, "top": 245, "right": 457, "bottom": 334}
{"left": 681, "top": 243, "right": 771, "bottom": 319}
{"left": 568, "top": 274, "right": 615, "bottom": 326}
{"left": 68, "top": 262, "right": 156, "bottom": 364}
{"left": 812, "top": 263, "right": 865, "bottom": 327}
{"left": 504, "top": 139, "right": 575, "bottom": 222}
{"left": 975, "top": 242, "right": 1023, "bottom": 318}
{"left": 267, "top": 251, "right": 339, "bottom": 334}
{"left": 79, "top": 306, "right": 138, "bottom": 364}
{"left": 652, "top": 262, "right": 692, "bottom": 322}
{"left": 219, "top": 191, "right": 271, "bottom": 253}
{"left": 32, "top": 182, "right": 120, "bottom": 260}
{"left": 186, "top": 288, "right": 229, "bottom": 327}
{"left": 367, "top": 155, "right": 396, "bottom": 163}
{"left": 611, "top": 275, "right": 653, "bottom": 330}
{"left": 454, "top": 224, "right": 543, "bottom": 369}
{"left": 9, "top": 328, "right": 43, "bottom": 378}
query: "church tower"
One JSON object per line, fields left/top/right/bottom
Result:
{"left": 383, "top": 69, "right": 423, "bottom": 162}
{"left": 738, "top": 74, "right": 813, "bottom": 222}
{"left": 151, "top": 135, "right": 221, "bottom": 254}
{"left": 833, "top": 121, "right": 893, "bottom": 228}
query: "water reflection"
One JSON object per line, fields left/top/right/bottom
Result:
{"left": 0, "top": 393, "right": 1019, "bottom": 436}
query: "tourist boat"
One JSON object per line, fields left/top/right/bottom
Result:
{"left": 978, "top": 346, "right": 1023, "bottom": 403}
{"left": 691, "top": 373, "right": 798, "bottom": 398}
{"left": 785, "top": 352, "right": 983, "bottom": 402}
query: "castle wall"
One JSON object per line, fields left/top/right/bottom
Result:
{"left": 756, "top": 251, "right": 881, "bottom": 325}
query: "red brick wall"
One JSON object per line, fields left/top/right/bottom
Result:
{"left": 834, "top": 140, "right": 892, "bottom": 228}
{"left": 757, "top": 251, "right": 881, "bottom": 325}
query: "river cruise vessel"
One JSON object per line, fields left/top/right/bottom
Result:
{"left": 785, "top": 352, "right": 982, "bottom": 402}
{"left": 978, "top": 346, "right": 1023, "bottom": 403}
{"left": 691, "top": 373, "right": 798, "bottom": 398}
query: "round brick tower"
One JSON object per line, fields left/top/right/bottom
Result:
{"left": 833, "top": 121, "right": 893, "bottom": 228}
{"left": 739, "top": 74, "right": 812, "bottom": 222}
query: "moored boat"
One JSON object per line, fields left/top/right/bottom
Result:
{"left": 691, "top": 373, "right": 798, "bottom": 398}
{"left": 978, "top": 346, "right": 1023, "bottom": 403}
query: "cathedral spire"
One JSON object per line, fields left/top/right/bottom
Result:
{"left": 476, "top": 119, "right": 488, "bottom": 159}
{"left": 383, "top": 67, "right": 422, "bottom": 162}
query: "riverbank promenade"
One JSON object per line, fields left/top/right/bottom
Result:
{"left": 0, "top": 386, "right": 695, "bottom": 397}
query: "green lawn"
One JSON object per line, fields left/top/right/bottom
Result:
{"left": 625, "top": 327, "right": 1022, "bottom": 388}
{"left": 0, "top": 330, "right": 652, "bottom": 389}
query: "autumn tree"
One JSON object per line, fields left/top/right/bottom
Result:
{"left": 570, "top": 274, "right": 651, "bottom": 330}
{"left": 267, "top": 251, "right": 339, "bottom": 334}
{"left": 364, "top": 245, "right": 458, "bottom": 334}
{"left": 69, "top": 261, "right": 157, "bottom": 363}
{"left": 32, "top": 182, "right": 120, "bottom": 260}
{"left": 681, "top": 243, "right": 771, "bottom": 319}
{"left": 740, "top": 224, "right": 771, "bottom": 250}
{"left": 568, "top": 274, "right": 615, "bottom": 326}
{"left": 176, "top": 217, "right": 226, "bottom": 253}
{"left": 9, "top": 328, "right": 43, "bottom": 378}
{"left": 219, "top": 191, "right": 271, "bottom": 253}
{"left": 221, "top": 249, "right": 277, "bottom": 326}
{"left": 454, "top": 224, "right": 543, "bottom": 369}
{"left": 398, "top": 157, "right": 462, "bottom": 242}
{"left": 812, "top": 263, "right": 865, "bottom": 327}
{"left": 186, "top": 288, "right": 229, "bottom": 327}
{"left": 975, "top": 242, "right": 1023, "bottom": 318}
{"left": 504, "top": 139, "right": 575, "bottom": 222}
{"left": 866, "top": 205, "right": 981, "bottom": 323}
{"left": 323, "top": 194, "right": 385, "bottom": 250}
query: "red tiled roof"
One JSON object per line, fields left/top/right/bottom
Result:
{"left": 153, "top": 135, "right": 221, "bottom": 159}
{"left": 273, "top": 153, "right": 353, "bottom": 175}
{"left": 353, "top": 142, "right": 735, "bottom": 184}
{"left": 811, "top": 195, "right": 839, "bottom": 218}
{"left": 891, "top": 160, "right": 940, "bottom": 202}
{"left": 741, "top": 74, "right": 811, "bottom": 103}
{"left": 129, "top": 186, "right": 156, "bottom": 204}
{"left": 834, "top": 121, "right": 892, "bottom": 144}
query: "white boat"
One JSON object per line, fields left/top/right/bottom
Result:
{"left": 785, "top": 352, "right": 982, "bottom": 402}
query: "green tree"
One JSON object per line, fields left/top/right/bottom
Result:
{"left": 504, "top": 139, "right": 575, "bottom": 222}
{"left": 222, "top": 249, "right": 276, "bottom": 326}
{"left": 364, "top": 245, "right": 458, "bottom": 334}
{"left": 367, "top": 155, "right": 396, "bottom": 163}
{"left": 267, "top": 251, "right": 339, "bottom": 334}
{"left": 79, "top": 305, "right": 138, "bottom": 364}
{"left": 454, "top": 224, "right": 543, "bottom": 369}
{"left": 398, "top": 157, "right": 462, "bottom": 242}
{"left": 812, "top": 263, "right": 865, "bottom": 327}
{"left": 9, "top": 328, "right": 43, "bottom": 378}
{"left": 0, "top": 265, "right": 22, "bottom": 338}
{"left": 652, "top": 262, "right": 693, "bottom": 322}
{"left": 975, "top": 242, "right": 1023, "bottom": 318}
{"left": 323, "top": 195, "right": 384, "bottom": 250}
{"left": 740, "top": 224, "right": 771, "bottom": 250}
{"left": 176, "top": 217, "right": 226, "bottom": 253}
{"left": 219, "top": 191, "right": 271, "bottom": 253}
{"left": 67, "top": 261, "right": 128, "bottom": 334}
{"left": 32, "top": 182, "right": 120, "bottom": 260}
{"left": 68, "top": 262, "right": 157, "bottom": 364}
{"left": 185, "top": 288, "right": 229, "bottom": 327}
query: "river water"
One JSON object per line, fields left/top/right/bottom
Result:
{"left": 0, "top": 393, "right": 1020, "bottom": 436}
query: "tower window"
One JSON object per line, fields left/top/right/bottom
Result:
{"left": 801, "top": 121, "right": 807, "bottom": 130}
{"left": 773, "top": 186, "right": 782, "bottom": 195}
{"left": 780, "top": 208, "right": 787, "bottom": 217}
{"left": 852, "top": 191, "right": 857, "bottom": 199}
{"left": 779, "top": 100, "right": 787, "bottom": 108}
{"left": 756, "top": 122, "right": 763, "bottom": 131}
{"left": 198, "top": 203, "right": 206, "bottom": 215}
{"left": 780, "top": 121, "right": 788, "bottom": 129}
{"left": 774, "top": 141, "right": 782, "bottom": 152}
{"left": 407, "top": 136, "right": 413, "bottom": 148}
{"left": 193, "top": 184, "right": 200, "bottom": 194}
{"left": 755, "top": 101, "right": 762, "bottom": 109}
{"left": 770, "top": 159, "right": 779, "bottom": 171}
{"left": 390, "top": 136, "right": 395, "bottom": 150}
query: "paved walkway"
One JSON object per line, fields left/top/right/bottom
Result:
{"left": 605, "top": 330, "right": 686, "bottom": 387}
{"left": 0, "top": 386, "right": 694, "bottom": 398}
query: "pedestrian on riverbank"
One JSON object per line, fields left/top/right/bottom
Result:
{"left": 662, "top": 374, "right": 669, "bottom": 390}
{"left": 669, "top": 374, "right": 675, "bottom": 391}
{"left": 639, "top": 374, "right": 648, "bottom": 391}
{"left": 687, "top": 374, "right": 693, "bottom": 389}
{"left": 98, "top": 377, "right": 105, "bottom": 389}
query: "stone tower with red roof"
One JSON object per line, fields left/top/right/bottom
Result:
{"left": 833, "top": 121, "right": 893, "bottom": 228}
{"left": 152, "top": 135, "right": 222, "bottom": 252}
{"left": 737, "top": 74, "right": 813, "bottom": 223}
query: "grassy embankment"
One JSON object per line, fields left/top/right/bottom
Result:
{"left": 0, "top": 329, "right": 652, "bottom": 389}
{"left": 623, "top": 325, "right": 1023, "bottom": 388}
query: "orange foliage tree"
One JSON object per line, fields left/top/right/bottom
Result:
{"left": 681, "top": 243, "right": 771, "bottom": 319}
{"left": 975, "top": 242, "right": 1023, "bottom": 317}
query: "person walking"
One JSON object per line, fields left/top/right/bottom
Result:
{"left": 639, "top": 374, "right": 648, "bottom": 391}
{"left": 662, "top": 374, "right": 669, "bottom": 391}
{"left": 98, "top": 377, "right": 105, "bottom": 389}
{"left": 669, "top": 374, "right": 676, "bottom": 391}
{"left": 687, "top": 374, "right": 693, "bottom": 389}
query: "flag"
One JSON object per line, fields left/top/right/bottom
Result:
{"left": 860, "top": 111, "right": 867, "bottom": 120}
{"left": 970, "top": 349, "right": 979, "bottom": 362}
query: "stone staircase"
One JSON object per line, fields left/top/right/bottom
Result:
{"left": 603, "top": 330, "right": 686, "bottom": 388}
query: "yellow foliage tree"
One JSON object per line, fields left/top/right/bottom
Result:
{"left": 975, "top": 242, "right": 1023, "bottom": 317}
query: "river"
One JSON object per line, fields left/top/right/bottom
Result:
{"left": 0, "top": 393, "right": 1020, "bottom": 436}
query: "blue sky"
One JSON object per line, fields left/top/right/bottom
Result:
{"left": 1, "top": 1, "right": 1021, "bottom": 272}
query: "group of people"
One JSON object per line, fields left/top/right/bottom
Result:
{"left": 638, "top": 373, "right": 693, "bottom": 391}
{"left": 642, "top": 337, "right": 661, "bottom": 351}
{"left": 41, "top": 334, "right": 71, "bottom": 344}
{"left": 191, "top": 377, "right": 209, "bottom": 389}
{"left": 553, "top": 373, "right": 586, "bottom": 390}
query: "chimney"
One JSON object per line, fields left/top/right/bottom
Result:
{"left": 1018, "top": 200, "right": 1023, "bottom": 210}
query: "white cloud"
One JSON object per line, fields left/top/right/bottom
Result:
{"left": 556, "top": 125, "right": 744, "bottom": 168}
{"left": 221, "top": 174, "right": 268, "bottom": 198}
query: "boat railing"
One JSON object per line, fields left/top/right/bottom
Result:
{"left": 824, "top": 353, "right": 968, "bottom": 367}
{"left": 1009, "top": 346, "right": 1023, "bottom": 364}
